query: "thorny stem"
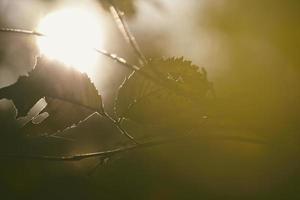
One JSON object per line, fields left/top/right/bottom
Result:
{"left": 107, "top": 0, "right": 147, "bottom": 65}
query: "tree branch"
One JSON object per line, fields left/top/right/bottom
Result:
{"left": 0, "top": 134, "right": 268, "bottom": 162}
{"left": 0, "top": 27, "right": 199, "bottom": 101}
{"left": 0, "top": 27, "right": 139, "bottom": 72}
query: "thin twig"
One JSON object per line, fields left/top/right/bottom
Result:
{"left": 107, "top": 0, "right": 147, "bottom": 65}
{"left": 0, "top": 27, "right": 195, "bottom": 100}
{"left": 0, "top": 134, "right": 268, "bottom": 162}
{"left": 0, "top": 27, "right": 162, "bottom": 93}
{"left": 0, "top": 28, "right": 44, "bottom": 36}
{"left": 0, "top": 141, "right": 157, "bottom": 161}
{"left": 94, "top": 48, "right": 140, "bottom": 71}
{"left": 37, "top": 134, "right": 75, "bottom": 142}
{"left": 0, "top": 146, "right": 134, "bottom": 161}
{"left": 0, "top": 28, "right": 139, "bottom": 72}
{"left": 94, "top": 48, "right": 162, "bottom": 83}
{"left": 102, "top": 111, "right": 139, "bottom": 144}
{"left": 95, "top": 48, "right": 188, "bottom": 100}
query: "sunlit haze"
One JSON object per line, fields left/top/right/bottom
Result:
{"left": 36, "top": 6, "right": 104, "bottom": 74}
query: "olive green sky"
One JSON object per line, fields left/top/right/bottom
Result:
{"left": 0, "top": 0, "right": 299, "bottom": 199}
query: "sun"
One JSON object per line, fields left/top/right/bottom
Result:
{"left": 36, "top": 6, "right": 104, "bottom": 74}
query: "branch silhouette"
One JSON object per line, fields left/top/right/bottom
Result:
{"left": 0, "top": 134, "right": 267, "bottom": 161}
{"left": 0, "top": 28, "right": 208, "bottom": 101}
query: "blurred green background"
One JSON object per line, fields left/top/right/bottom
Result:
{"left": 0, "top": 0, "right": 299, "bottom": 199}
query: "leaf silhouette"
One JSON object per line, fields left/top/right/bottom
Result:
{"left": 21, "top": 98, "right": 98, "bottom": 135}
{"left": 116, "top": 57, "right": 212, "bottom": 135}
{"left": 0, "top": 56, "right": 103, "bottom": 134}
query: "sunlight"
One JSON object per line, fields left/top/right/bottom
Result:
{"left": 36, "top": 6, "right": 104, "bottom": 74}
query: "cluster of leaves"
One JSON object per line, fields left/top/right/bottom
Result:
{"left": 0, "top": 1, "right": 212, "bottom": 159}
{"left": 0, "top": 55, "right": 211, "bottom": 150}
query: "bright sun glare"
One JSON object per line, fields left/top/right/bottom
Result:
{"left": 36, "top": 6, "right": 103, "bottom": 74}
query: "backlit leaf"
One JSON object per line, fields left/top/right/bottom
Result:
{"left": 0, "top": 56, "right": 103, "bottom": 134}
{"left": 116, "top": 57, "right": 212, "bottom": 135}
